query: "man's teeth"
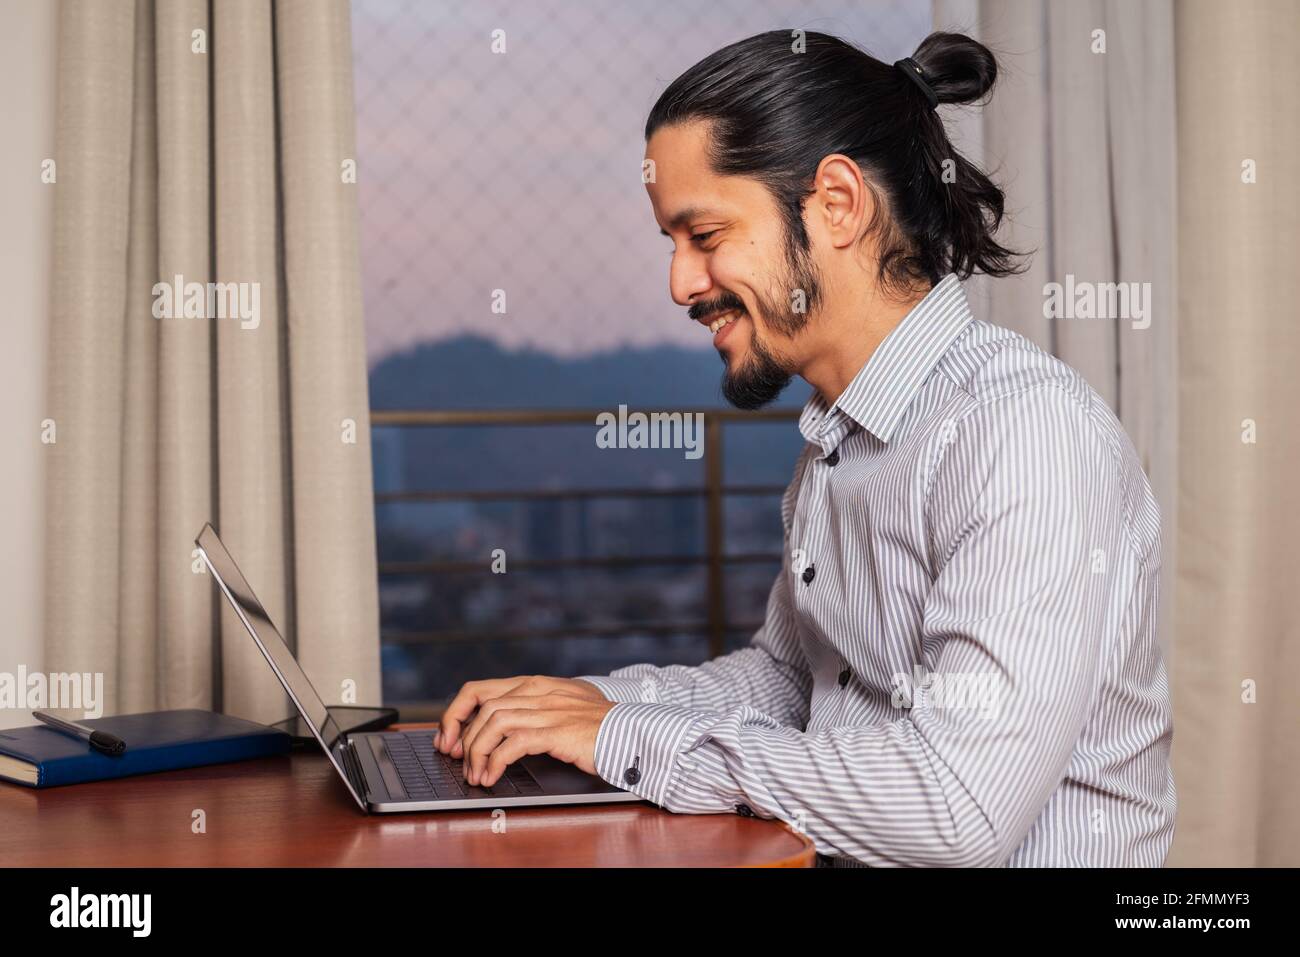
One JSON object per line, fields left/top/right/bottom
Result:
{"left": 709, "top": 311, "right": 741, "bottom": 334}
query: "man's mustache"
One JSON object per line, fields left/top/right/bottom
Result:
{"left": 688, "top": 296, "right": 746, "bottom": 321}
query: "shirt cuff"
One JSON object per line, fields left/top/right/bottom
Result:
{"left": 574, "top": 674, "right": 656, "bottom": 704}
{"left": 592, "top": 701, "right": 715, "bottom": 806}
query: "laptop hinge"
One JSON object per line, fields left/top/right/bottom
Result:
{"left": 339, "top": 738, "right": 369, "bottom": 802}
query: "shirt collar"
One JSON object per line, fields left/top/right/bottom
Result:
{"left": 798, "top": 273, "right": 973, "bottom": 448}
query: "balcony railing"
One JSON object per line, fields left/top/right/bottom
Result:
{"left": 371, "top": 408, "right": 800, "bottom": 658}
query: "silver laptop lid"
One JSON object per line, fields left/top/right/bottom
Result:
{"left": 195, "top": 523, "right": 365, "bottom": 809}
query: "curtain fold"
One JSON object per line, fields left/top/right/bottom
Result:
{"left": 45, "top": 0, "right": 380, "bottom": 726}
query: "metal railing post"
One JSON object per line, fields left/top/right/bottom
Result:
{"left": 704, "top": 414, "right": 725, "bottom": 659}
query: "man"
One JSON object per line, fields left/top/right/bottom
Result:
{"left": 436, "top": 30, "right": 1176, "bottom": 866}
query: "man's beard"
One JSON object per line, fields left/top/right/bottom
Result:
{"left": 719, "top": 241, "right": 822, "bottom": 410}
{"left": 721, "top": 330, "right": 793, "bottom": 410}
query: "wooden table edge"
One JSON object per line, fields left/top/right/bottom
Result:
{"left": 396, "top": 721, "right": 817, "bottom": 868}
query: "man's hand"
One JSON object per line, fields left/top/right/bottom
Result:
{"left": 435, "top": 676, "right": 613, "bottom": 786}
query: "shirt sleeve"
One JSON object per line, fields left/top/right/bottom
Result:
{"left": 575, "top": 518, "right": 813, "bottom": 731}
{"left": 588, "top": 384, "right": 1136, "bottom": 866}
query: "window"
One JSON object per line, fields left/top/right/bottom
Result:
{"left": 351, "top": 0, "right": 931, "bottom": 709}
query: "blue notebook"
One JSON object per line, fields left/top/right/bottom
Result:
{"left": 0, "top": 709, "right": 293, "bottom": 788}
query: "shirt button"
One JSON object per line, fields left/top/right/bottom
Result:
{"left": 838, "top": 668, "right": 851, "bottom": 687}
{"left": 801, "top": 564, "right": 816, "bottom": 585}
{"left": 623, "top": 765, "right": 641, "bottom": 786}
{"left": 735, "top": 803, "right": 755, "bottom": 817}
{"left": 825, "top": 449, "right": 839, "bottom": 466}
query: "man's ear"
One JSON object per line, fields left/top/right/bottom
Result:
{"left": 811, "top": 153, "right": 874, "bottom": 252}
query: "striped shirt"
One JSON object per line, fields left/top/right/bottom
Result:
{"left": 578, "top": 273, "right": 1176, "bottom": 867}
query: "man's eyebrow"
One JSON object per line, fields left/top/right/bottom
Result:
{"left": 658, "top": 206, "right": 722, "bottom": 237}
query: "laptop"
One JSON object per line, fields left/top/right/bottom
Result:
{"left": 195, "top": 523, "right": 643, "bottom": 813}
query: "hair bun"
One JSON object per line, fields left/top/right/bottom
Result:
{"left": 912, "top": 31, "right": 998, "bottom": 106}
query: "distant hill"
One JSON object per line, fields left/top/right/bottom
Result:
{"left": 368, "top": 335, "right": 813, "bottom": 495}
{"left": 369, "top": 334, "right": 811, "bottom": 411}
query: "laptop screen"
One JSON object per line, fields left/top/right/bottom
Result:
{"left": 195, "top": 523, "right": 345, "bottom": 754}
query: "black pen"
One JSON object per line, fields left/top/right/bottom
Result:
{"left": 33, "top": 711, "right": 127, "bottom": 756}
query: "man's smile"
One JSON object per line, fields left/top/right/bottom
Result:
{"left": 713, "top": 313, "right": 742, "bottom": 347}
{"left": 697, "top": 308, "right": 745, "bottom": 346}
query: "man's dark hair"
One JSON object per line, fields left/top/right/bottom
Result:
{"left": 645, "top": 30, "right": 1026, "bottom": 297}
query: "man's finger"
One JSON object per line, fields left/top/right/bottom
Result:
{"left": 462, "top": 696, "right": 553, "bottom": 785}
{"left": 438, "top": 678, "right": 521, "bottom": 753}
{"left": 481, "top": 728, "right": 550, "bottom": 788}
{"left": 466, "top": 707, "right": 551, "bottom": 786}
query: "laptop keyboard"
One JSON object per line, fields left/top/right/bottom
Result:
{"left": 383, "top": 731, "right": 545, "bottom": 800}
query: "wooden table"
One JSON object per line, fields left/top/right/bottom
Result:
{"left": 0, "top": 722, "right": 815, "bottom": 867}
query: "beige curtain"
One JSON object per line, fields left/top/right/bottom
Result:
{"left": 938, "top": 0, "right": 1300, "bottom": 865}
{"left": 45, "top": 0, "right": 381, "bottom": 725}
{"left": 1172, "top": 0, "right": 1300, "bottom": 868}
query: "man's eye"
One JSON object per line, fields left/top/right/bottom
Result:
{"left": 666, "top": 231, "right": 719, "bottom": 254}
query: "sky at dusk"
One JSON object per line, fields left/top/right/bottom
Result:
{"left": 351, "top": 0, "right": 931, "bottom": 367}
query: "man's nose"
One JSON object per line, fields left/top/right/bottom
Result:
{"left": 669, "top": 251, "right": 711, "bottom": 308}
